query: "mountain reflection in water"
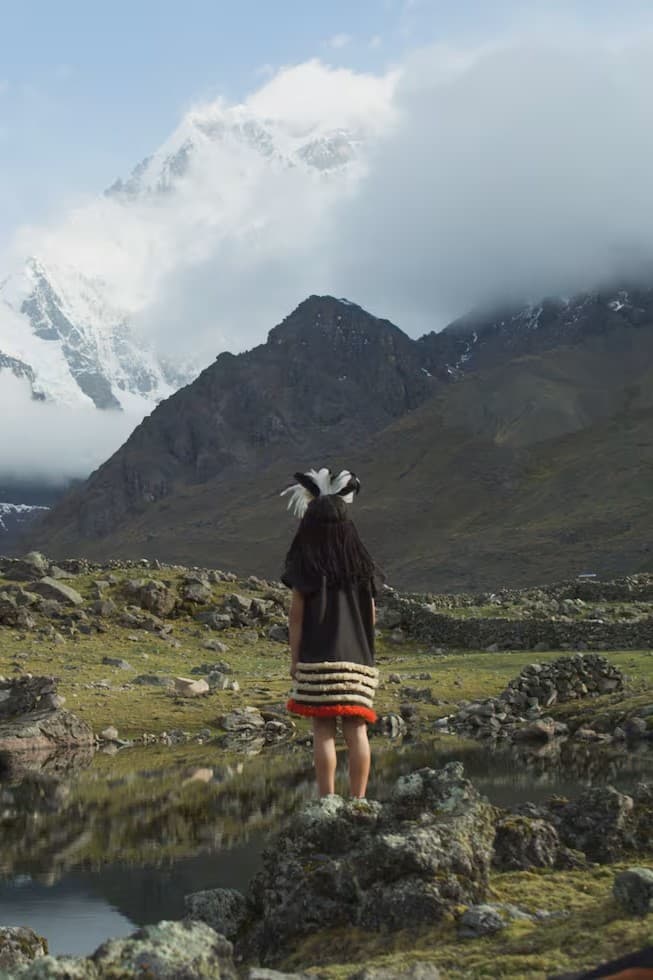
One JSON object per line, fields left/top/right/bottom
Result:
{"left": 0, "top": 736, "right": 651, "bottom": 956}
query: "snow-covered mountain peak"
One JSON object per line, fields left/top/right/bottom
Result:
{"left": 1, "top": 59, "right": 396, "bottom": 491}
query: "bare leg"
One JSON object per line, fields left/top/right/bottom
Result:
{"left": 312, "top": 717, "right": 337, "bottom": 796}
{"left": 342, "top": 717, "right": 371, "bottom": 798}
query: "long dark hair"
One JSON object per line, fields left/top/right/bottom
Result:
{"left": 284, "top": 495, "right": 377, "bottom": 590}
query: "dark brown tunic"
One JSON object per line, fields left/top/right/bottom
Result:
{"left": 281, "top": 568, "right": 379, "bottom": 721}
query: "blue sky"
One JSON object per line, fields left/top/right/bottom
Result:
{"left": 3, "top": 0, "right": 651, "bottom": 237}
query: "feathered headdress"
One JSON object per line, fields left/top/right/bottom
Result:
{"left": 280, "top": 467, "right": 361, "bottom": 518}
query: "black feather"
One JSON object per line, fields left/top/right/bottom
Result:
{"left": 294, "top": 471, "right": 321, "bottom": 498}
{"left": 336, "top": 473, "right": 361, "bottom": 498}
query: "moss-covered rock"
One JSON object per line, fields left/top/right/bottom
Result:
{"left": 244, "top": 762, "right": 496, "bottom": 959}
{"left": 0, "top": 926, "right": 47, "bottom": 972}
{"left": 91, "top": 920, "right": 237, "bottom": 979}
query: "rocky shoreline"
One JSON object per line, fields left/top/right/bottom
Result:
{"left": 1, "top": 762, "right": 652, "bottom": 978}
{"left": 1, "top": 554, "right": 652, "bottom": 978}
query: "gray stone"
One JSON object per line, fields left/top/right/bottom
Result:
{"left": 88, "top": 599, "right": 117, "bottom": 617}
{"left": 0, "top": 706, "right": 94, "bottom": 753}
{"left": 613, "top": 867, "right": 653, "bottom": 916}
{"left": 220, "top": 707, "right": 265, "bottom": 732}
{"left": 247, "top": 970, "right": 312, "bottom": 980}
{"left": 513, "top": 718, "right": 556, "bottom": 742}
{"left": 0, "top": 926, "right": 47, "bottom": 971}
{"left": 371, "top": 713, "right": 408, "bottom": 738}
{"left": 201, "top": 639, "right": 228, "bottom": 653}
{"left": 174, "top": 677, "right": 210, "bottom": 697}
{"left": 196, "top": 611, "right": 233, "bottom": 631}
{"left": 48, "top": 566, "right": 75, "bottom": 580}
{"left": 182, "top": 581, "right": 213, "bottom": 604}
{"left": 91, "top": 920, "right": 237, "bottom": 979}
{"left": 350, "top": 965, "right": 441, "bottom": 980}
{"left": 624, "top": 717, "right": 648, "bottom": 739}
{"left": 2, "top": 552, "right": 49, "bottom": 581}
{"left": 133, "top": 674, "right": 175, "bottom": 689}
{"left": 493, "top": 816, "right": 559, "bottom": 870}
{"left": 30, "top": 578, "right": 83, "bottom": 607}
{"left": 207, "top": 671, "right": 231, "bottom": 690}
{"left": 101, "top": 657, "right": 133, "bottom": 671}
{"left": 184, "top": 887, "right": 247, "bottom": 940}
{"left": 457, "top": 904, "right": 506, "bottom": 937}
{"left": 8, "top": 956, "right": 97, "bottom": 978}
{"left": 267, "top": 624, "right": 289, "bottom": 643}
{"left": 124, "top": 579, "right": 177, "bottom": 618}
{"left": 458, "top": 903, "right": 531, "bottom": 938}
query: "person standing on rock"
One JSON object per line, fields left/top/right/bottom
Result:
{"left": 280, "top": 467, "right": 382, "bottom": 799}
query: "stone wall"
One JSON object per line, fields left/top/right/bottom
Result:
{"left": 380, "top": 595, "right": 653, "bottom": 650}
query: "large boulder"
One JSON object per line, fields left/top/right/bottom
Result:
{"left": 30, "top": 578, "right": 83, "bottom": 607}
{"left": 6, "top": 956, "right": 96, "bottom": 978}
{"left": 0, "top": 676, "right": 93, "bottom": 753}
{"left": 0, "top": 927, "right": 47, "bottom": 972}
{"left": 613, "top": 867, "right": 653, "bottom": 916}
{"left": 0, "top": 591, "right": 37, "bottom": 628}
{"left": 244, "top": 763, "right": 495, "bottom": 958}
{"left": 493, "top": 815, "right": 560, "bottom": 870}
{"left": 1, "top": 552, "right": 49, "bottom": 581}
{"left": 0, "top": 676, "right": 60, "bottom": 719}
{"left": 184, "top": 888, "right": 247, "bottom": 941}
{"left": 90, "top": 921, "right": 237, "bottom": 979}
{"left": 546, "top": 786, "right": 637, "bottom": 862}
{"left": 124, "top": 579, "right": 177, "bottom": 618}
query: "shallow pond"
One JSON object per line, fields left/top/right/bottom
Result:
{"left": 1, "top": 735, "right": 652, "bottom": 956}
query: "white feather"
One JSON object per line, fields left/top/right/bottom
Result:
{"left": 330, "top": 470, "right": 352, "bottom": 494}
{"left": 280, "top": 483, "right": 312, "bottom": 518}
{"left": 280, "top": 465, "right": 358, "bottom": 518}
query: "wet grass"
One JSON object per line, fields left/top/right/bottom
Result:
{"left": 285, "top": 864, "right": 653, "bottom": 979}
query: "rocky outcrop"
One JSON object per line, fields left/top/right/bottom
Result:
{"left": 613, "top": 867, "right": 653, "bottom": 916}
{"left": 448, "top": 654, "right": 624, "bottom": 742}
{"left": 184, "top": 889, "right": 247, "bottom": 941}
{"left": 4, "top": 921, "right": 238, "bottom": 979}
{"left": 29, "top": 578, "right": 84, "bottom": 606}
{"left": 0, "top": 927, "right": 47, "bottom": 973}
{"left": 242, "top": 762, "right": 496, "bottom": 959}
{"left": 518, "top": 781, "right": 653, "bottom": 864}
{"left": 124, "top": 578, "right": 178, "bottom": 617}
{"left": 0, "top": 551, "right": 49, "bottom": 581}
{"left": 0, "top": 676, "right": 93, "bottom": 753}
{"left": 492, "top": 815, "right": 560, "bottom": 870}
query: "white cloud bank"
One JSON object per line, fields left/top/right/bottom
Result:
{"left": 5, "top": 29, "right": 653, "bottom": 478}
{"left": 0, "top": 374, "right": 145, "bottom": 482}
{"left": 334, "top": 32, "right": 653, "bottom": 330}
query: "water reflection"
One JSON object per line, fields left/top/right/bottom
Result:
{"left": 0, "top": 736, "right": 651, "bottom": 956}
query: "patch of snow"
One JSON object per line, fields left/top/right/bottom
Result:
{"left": 0, "top": 502, "right": 49, "bottom": 532}
{"left": 421, "top": 367, "right": 432, "bottom": 377}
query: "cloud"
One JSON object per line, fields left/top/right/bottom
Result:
{"left": 7, "top": 31, "right": 653, "bottom": 482}
{"left": 333, "top": 31, "right": 653, "bottom": 331}
{"left": 0, "top": 374, "right": 143, "bottom": 483}
{"left": 326, "top": 33, "right": 352, "bottom": 50}
{"left": 5, "top": 59, "right": 398, "bottom": 368}
{"left": 369, "top": 35, "right": 383, "bottom": 50}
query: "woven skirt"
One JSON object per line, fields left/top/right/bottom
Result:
{"left": 287, "top": 660, "right": 379, "bottom": 723}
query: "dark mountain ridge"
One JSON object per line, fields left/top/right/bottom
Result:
{"left": 29, "top": 287, "right": 653, "bottom": 590}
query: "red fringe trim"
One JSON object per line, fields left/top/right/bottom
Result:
{"left": 287, "top": 699, "right": 377, "bottom": 724}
